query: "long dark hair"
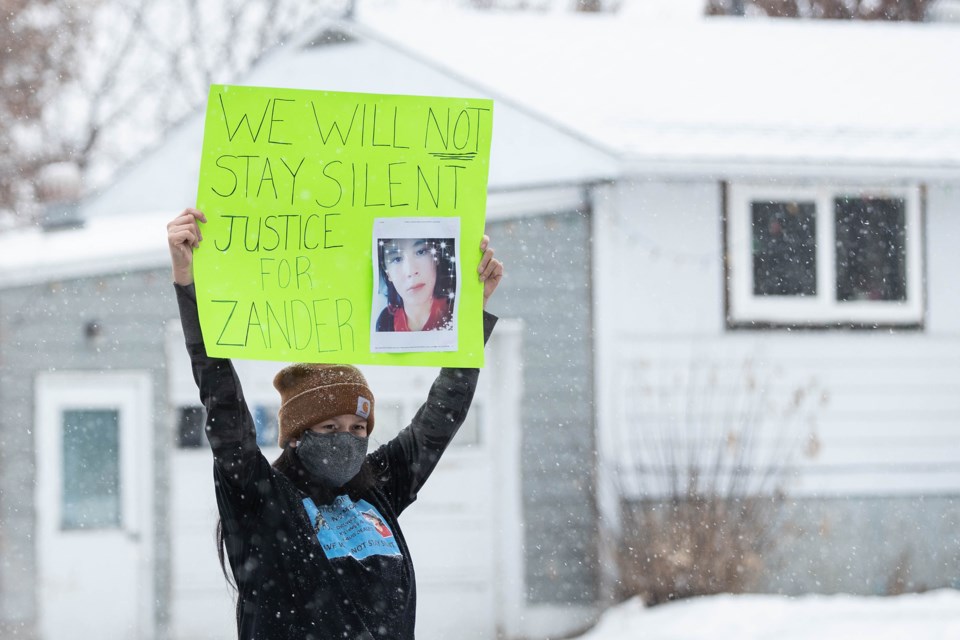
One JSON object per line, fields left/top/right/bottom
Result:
{"left": 215, "top": 446, "right": 381, "bottom": 590}
{"left": 377, "top": 237, "right": 457, "bottom": 310}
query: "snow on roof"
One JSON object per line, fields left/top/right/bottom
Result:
{"left": 357, "top": 7, "right": 960, "bottom": 172}
{"left": 0, "top": 211, "right": 171, "bottom": 289}
{"left": 79, "top": 19, "right": 616, "bottom": 221}
{"left": 14, "top": 9, "right": 958, "bottom": 285}
{"left": 4, "top": 19, "right": 614, "bottom": 286}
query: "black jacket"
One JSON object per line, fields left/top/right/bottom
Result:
{"left": 175, "top": 284, "right": 496, "bottom": 639}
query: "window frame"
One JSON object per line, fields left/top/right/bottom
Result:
{"left": 35, "top": 371, "right": 153, "bottom": 535}
{"left": 725, "top": 183, "right": 924, "bottom": 329}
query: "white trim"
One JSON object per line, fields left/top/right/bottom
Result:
{"left": 487, "top": 185, "right": 589, "bottom": 220}
{"left": 590, "top": 182, "right": 626, "bottom": 606}
{"left": 486, "top": 319, "right": 527, "bottom": 637}
{"left": 0, "top": 246, "right": 169, "bottom": 289}
{"left": 511, "top": 604, "right": 597, "bottom": 639}
{"left": 728, "top": 183, "right": 924, "bottom": 326}
{"left": 623, "top": 158, "right": 960, "bottom": 183}
{"left": 0, "top": 211, "right": 171, "bottom": 289}
{"left": 34, "top": 371, "right": 156, "bottom": 640}
{"left": 0, "top": 185, "right": 592, "bottom": 290}
{"left": 166, "top": 320, "right": 202, "bottom": 408}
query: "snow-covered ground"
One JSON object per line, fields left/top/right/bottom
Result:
{"left": 574, "top": 590, "right": 960, "bottom": 640}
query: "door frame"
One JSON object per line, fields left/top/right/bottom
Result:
{"left": 34, "top": 370, "right": 155, "bottom": 640}
{"left": 486, "top": 319, "right": 526, "bottom": 637}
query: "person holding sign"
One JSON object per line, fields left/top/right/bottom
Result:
{"left": 167, "top": 207, "right": 503, "bottom": 640}
{"left": 376, "top": 237, "right": 456, "bottom": 332}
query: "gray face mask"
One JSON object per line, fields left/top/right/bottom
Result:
{"left": 296, "top": 431, "right": 369, "bottom": 488}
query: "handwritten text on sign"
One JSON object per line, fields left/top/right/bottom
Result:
{"left": 194, "top": 85, "right": 493, "bottom": 366}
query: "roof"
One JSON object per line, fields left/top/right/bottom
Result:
{"left": 9, "top": 9, "right": 960, "bottom": 286}
{"left": 0, "top": 211, "right": 171, "bottom": 288}
{"left": 357, "top": 7, "right": 960, "bottom": 175}
{"left": 3, "top": 19, "right": 612, "bottom": 287}
{"left": 79, "top": 19, "right": 616, "bottom": 220}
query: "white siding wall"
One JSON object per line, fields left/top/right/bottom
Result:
{"left": 612, "top": 335, "right": 960, "bottom": 497}
{"left": 593, "top": 179, "right": 724, "bottom": 338}
{"left": 594, "top": 179, "right": 960, "bottom": 500}
{"left": 592, "top": 178, "right": 721, "bottom": 533}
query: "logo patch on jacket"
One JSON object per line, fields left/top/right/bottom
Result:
{"left": 302, "top": 495, "right": 401, "bottom": 560}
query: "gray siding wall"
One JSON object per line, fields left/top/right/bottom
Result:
{"left": 487, "top": 211, "right": 599, "bottom": 605}
{"left": 764, "top": 496, "right": 960, "bottom": 595}
{"left": 623, "top": 495, "right": 960, "bottom": 597}
{"left": 0, "top": 212, "right": 603, "bottom": 632}
{"left": 0, "top": 267, "right": 177, "bottom": 639}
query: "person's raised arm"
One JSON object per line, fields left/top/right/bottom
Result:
{"left": 167, "top": 207, "right": 205, "bottom": 286}
{"left": 371, "top": 235, "right": 504, "bottom": 514}
{"left": 168, "top": 208, "right": 264, "bottom": 496}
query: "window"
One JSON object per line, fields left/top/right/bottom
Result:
{"left": 726, "top": 185, "right": 923, "bottom": 327}
{"left": 177, "top": 406, "right": 205, "bottom": 448}
{"left": 61, "top": 409, "right": 121, "bottom": 529}
{"left": 751, "top": 200, "right": 818, "bottom": 297}
{"left": 177, "top": 404, "right": 279, "bottom": 449}
{"left": 834, "top": 196, "right": 907, "bottom": 303}
{"left": 253, "top": 405, "right": 279, "bottom": 447}
{"left": 176, "top": 404, "right": 279, "bottom": 448}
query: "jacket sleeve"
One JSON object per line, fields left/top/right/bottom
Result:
{"left": 370, "top": 312, "right": 498, "bottom": 515}
{"left": 175, "top": 283, "right": 272, "bottom": 516}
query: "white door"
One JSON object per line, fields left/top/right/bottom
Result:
{"left": 363, "top": 365, "right": 497, "bottom": 639}
{"left": 35, "top": 372, "right": 155, "bottom": 640}
{"left": 364, "top": 320, "right": 525, "bottom": 640}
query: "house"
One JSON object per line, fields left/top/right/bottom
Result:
{"left": 0, "top": 15, "right": 614, "bottom": 640}
{"left": 2, "top": 6, "right": 960, "bottom": 640}
{"left": 361, "top": 4, "right": 960, "bottom": 595}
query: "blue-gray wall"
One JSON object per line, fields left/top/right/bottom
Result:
{"left": 765, "top": 496, "right": 960, "bottom": 595}
{"left": 0, "top": 209, "right": 604, "bottom": 636}
{"left": 0, "top": 268, "right": 176, "bottom": 639}
{"left": 621, "top": 494, "right": 960, "bottom": 599}
{"left": 487, "top": 210, "right": 600, "bottom": 605}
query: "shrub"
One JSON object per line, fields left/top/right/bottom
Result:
{"left": 610, "top": 358, "right": 826, "bottom": 605}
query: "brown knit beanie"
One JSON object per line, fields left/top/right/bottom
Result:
{"left": 273, "top": 364, "right": 375, "bottom": 448}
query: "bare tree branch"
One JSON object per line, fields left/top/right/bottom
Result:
{"left": 1, "top": 0, "right": 350, "bottom": 224}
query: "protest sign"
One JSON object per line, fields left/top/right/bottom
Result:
{"left": 194, "top": 84, "right": 493, "bottom": 366}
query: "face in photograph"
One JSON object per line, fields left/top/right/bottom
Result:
{"left": 376, "top": 237, "right": 456, "bottom": 332}
{"left": 383, "top": 239, "right": 438, "bottom": 310}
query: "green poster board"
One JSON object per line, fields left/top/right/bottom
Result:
{"left": 194, "top": 85, "right": 493, "bottom": 366}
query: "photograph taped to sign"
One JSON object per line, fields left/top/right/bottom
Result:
{"left": 371, "top": 217, "right": 460, "bottom": 353}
